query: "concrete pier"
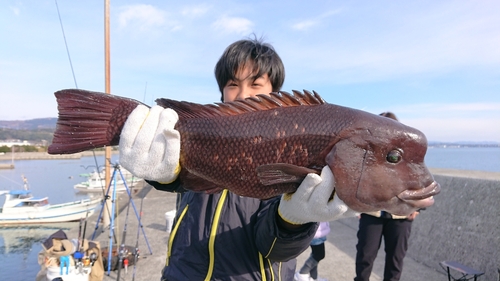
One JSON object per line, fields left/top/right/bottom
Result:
{"left": 61, "top": 168, "right": 499, "bottom": 281}
{"left": 0, "top": 151, "right": 117, "bottom": 161}
{"left": 0, "top": 163, "right": 15, "bottom": 169}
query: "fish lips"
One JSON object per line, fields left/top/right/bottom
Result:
{"left": 396, "top": 181, "right": 441, "bottom": 209}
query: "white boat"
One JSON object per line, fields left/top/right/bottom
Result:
{"left": 74, "top": 166, "right": 142, "bottom": 193}
{"left": 0, "top": 190, "right": 101, "bottom": 225}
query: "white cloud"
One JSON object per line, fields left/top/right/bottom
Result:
{"left": 118, "top": 4, "right": 180, "bottom": 32}
{"left": 181, "top": 4, "right": 210, "bottom": 18}
{"left": 10, "top": 6, "right": 20, "bottom": 16}
{"left": 211, "top": 16, "right": 253, "bottom": 35}
{"left": 292, "top": 20, "right": 318, "bottom": 31}
{"left": 291, "top": 9, "right": 342, "bottom": 31}
{"left": 379, "top": 102, "right": 500, "bottom": 142}
{"left": 283, "top": 4, "right": 500, "bottom": 84}
{"left": 405, "top": 117, "right": 500, "bottom": 142}
{"left": 346, "top": 99, "right": 499, "bottom": 142}
{"left": 398, "top": 103, "right": 500, "bottom": 114}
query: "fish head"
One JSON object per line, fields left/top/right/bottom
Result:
{"left": 327, "top": 117, "right": 440, "bottom": 216}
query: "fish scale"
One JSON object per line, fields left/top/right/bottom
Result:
{"left": 48, "top": 89, "right": 440, "bottom": 215}
{"left": 175, "top": 105, "right": 344, "bottom": 199}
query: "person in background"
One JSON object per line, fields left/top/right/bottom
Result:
{"left": 295, "top": 221, "right": 330, "bottom": 281}
{"left": 353, "top": 112, "right": 421, "bottom": 281}
{"left": 118, "top": 37, "right": 357, "bottom": 281}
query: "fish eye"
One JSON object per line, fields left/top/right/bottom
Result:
{"left": 386, "top": 150, "right": 402, "bottom": 163}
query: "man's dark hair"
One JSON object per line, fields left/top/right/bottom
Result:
{"left": 214, "top": 37, "right": 285, "bottom": 101}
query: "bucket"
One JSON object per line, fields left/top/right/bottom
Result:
{"left": 165, "top": 210, "right": 176, "bottom": 233}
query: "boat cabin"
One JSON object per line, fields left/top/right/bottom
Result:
{"left": 0, "top": 190, "right": 49, "bottom": 213}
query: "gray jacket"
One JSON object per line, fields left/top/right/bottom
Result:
{"left": 148, "top": 180, "right": 318, "bottom": 281}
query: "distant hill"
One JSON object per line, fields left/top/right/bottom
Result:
{"left": 0, "top": 118, "right": 56, "bottom": 144}
{"left": 0, "top": 118, "right": 57, "bottom": 130}
{"left": 0, "top": 118, "right": 498, "bottom": 148}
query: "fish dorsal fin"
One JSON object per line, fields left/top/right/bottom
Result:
{"left": 155, "top": 90, "right": 326, "bottom": 118}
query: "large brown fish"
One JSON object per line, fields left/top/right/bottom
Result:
{"left": 48, "top": 89, "right": 440, "bottom": 215}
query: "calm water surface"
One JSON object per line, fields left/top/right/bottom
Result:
{"left": 425, "top": 147, "right": 500, "bottom": 172}
{"left": 0, "top": 155, "right": 120, "bottom": 280}
{"left": 0, "top": 148, "right": 498, "bottom": 280}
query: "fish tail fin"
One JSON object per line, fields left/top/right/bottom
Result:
{"left": 48, "top": 89, "right": 144, "bottom": 154}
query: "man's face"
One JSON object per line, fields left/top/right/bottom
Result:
{"left": 222, "top": 63, "right": 273, "bottom": 102}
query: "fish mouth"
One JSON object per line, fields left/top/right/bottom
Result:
{"left": 396, "top": 181, "right": 441, "bottom": 209}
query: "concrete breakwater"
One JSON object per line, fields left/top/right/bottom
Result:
{"left": 341, "top": 168, "right": 500, "bottom": 281}
{"left": 410, "top": 170, "right": 500, "bottom": 281}
{"left": 0, "top": 163, "right": 15, "bottom": 169}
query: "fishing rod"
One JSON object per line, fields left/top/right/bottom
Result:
{"left": 81, "top": 210, "right": 89, "bottom": 250}
{"left": 57, "top": 0, "right": 116, "bottom": 238}
{"left": 116, "top": 192, "right": 132, "bottom": 280}
{"left": 74, "top": 218, "right": 84, "bottom": 271}
{"left": 54, "top": 0, "right": 78, "bottom": 89}
{"left": 77, "top": 218, "right": 83, "bottom": 252}
{"left": 132, "top": 197, "right": 144, "bottom": 281}
{"left": 91, "top": 163, "right": 120, "bottom": 242}
{"left": 101, "top": 158, "right": 118, "bottom": 244}
{"left": 116, "top": 164, "right": 153, "bottom": 255}
{"left": 106, "top": 167, "right": 120, "bottom": 275}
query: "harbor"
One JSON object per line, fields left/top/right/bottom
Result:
{"left": 1, "top": 150, "right": 499, "bottom": 280}
{"left": 0, "top": 151, "right": 116, "bottom": 162}
{"left": 0, "top": 151, "right": 118, "bottom": 170}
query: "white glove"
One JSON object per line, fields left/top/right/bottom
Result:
{"left": 119, "top": 105, "right": 181, "bottom": 183}
{"left": 278, "top": 166, "right": 359, "bottom": 225}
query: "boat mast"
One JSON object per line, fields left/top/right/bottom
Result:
{"left": 103, "top": 0, "right": 112, "bottom": 227}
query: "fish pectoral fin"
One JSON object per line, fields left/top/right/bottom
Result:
{"left": 256, "top": 163, "right": 318, "bottom": 186}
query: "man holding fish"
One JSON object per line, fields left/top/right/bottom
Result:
{"left": 49, "top": 37, "right": 440, "bottom": 280}
{"left": 119, "top": 38, "right": 357, "bottom": 280}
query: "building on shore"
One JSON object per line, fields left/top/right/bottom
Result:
{"left": 0, "top": 140, "right": 32, "bottom": 147}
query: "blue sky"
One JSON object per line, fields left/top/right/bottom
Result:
{"left": 1, "top": 0, "right": 499, "bottom": 142}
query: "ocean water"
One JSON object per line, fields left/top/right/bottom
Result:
{"left": 425, "top": 146, "right": 500, "bottom": 172}
{"left": 0, "top": 148, "right": 499, "bottom": 280}
{"left": 0, "top": 155, "right": 122, "bottom": 281}
{"left": 0, "top": 155, "right": 122, "bottom": 205}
